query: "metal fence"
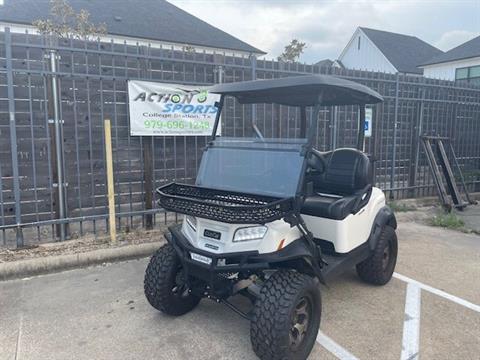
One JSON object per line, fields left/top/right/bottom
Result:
{"left": 1, "top": 28, "right": 480, "bottom": 248}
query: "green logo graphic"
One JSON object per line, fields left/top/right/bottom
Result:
{"left": 197, "top": 90, "right": 208, "bottom": 103}
{"left": 171, "top": 94, "right": 182, "bottom": 103}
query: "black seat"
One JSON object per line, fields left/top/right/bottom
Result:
{"left": 302, "top": 148, "right": 372, "bottom": 220}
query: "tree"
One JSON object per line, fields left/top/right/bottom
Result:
{"left": 182, "top": 45, "right": 196, "bottom": 54}
{"left": 33, "top": 0, "right": 107, "bottom": 40}
{"left": 277, "top": 39, "right": 307, "bottom": 62}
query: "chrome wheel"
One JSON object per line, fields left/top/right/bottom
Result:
{"left": 172, "top": 268, "right": 189, "bottom": 298}
{"left": 289, "top": 296, "right": 312, "bottom": 350}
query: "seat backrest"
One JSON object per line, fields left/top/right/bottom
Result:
{"left": 315, "top": 148, "right": 372, "bottom": 195}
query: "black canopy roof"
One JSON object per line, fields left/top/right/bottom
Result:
{"left": 209, "top": 75, "right": 383, "bottom": 107}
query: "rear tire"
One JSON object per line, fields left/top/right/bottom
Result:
{"left": 356, "top": 225, "right": 397, "bottom": 285}
{"left": 144, "top": 243, "right": 200, "bottom": 316}
{"left": 251, "top": 270, "right": 321, "bottom": 360}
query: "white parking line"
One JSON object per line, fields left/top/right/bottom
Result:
{"left": 317, "top": 331, "right": 359, "bottom": 360}
{"left": 393, "top": 272, "right": 480, "bottom": 313}
{"left": 316, "top": 272, "right": 479, "bottom": 360}
{"left": 400, "top": 283, "right": 421, "bottom": 360}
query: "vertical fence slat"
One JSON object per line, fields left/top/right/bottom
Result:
{"left": 5, "top": 28, "right": 24, "bottom": 247}
{"left": 389, "top": 73, "right": 400, "bottom": 199}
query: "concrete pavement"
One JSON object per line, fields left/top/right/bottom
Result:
{"left": 457, "top": 204, "right": 480, "bottom": 234}
{"left": 0, "top": 222, "right": 479, "bottom": 360}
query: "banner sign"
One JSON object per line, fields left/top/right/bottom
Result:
{"left": 364, "top": 107, "right": 373, "bottom": 138}
{"left": 127, "top": 80, "right": 220, "bottom": 136}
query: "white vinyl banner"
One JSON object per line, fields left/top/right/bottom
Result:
{"left": 364, "top": 107, "right": 373, "bottom": 138}
{"left": 127, "top": 80, "right": 221, "bottom": 136}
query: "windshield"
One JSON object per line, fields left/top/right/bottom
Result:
{"left": 196, "top": 139, "right": 305, "bottom": 198}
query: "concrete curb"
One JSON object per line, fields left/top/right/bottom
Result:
{"left": 0, "top": 241, "right": 163, "bottom": 281}
{"left": 394, "top": 192, "right": 480, "bottom": 208}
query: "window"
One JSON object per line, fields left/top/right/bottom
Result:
{"left": 357, "top": 36, "right": 361, "bottom": 50}
{"left": 455, "top": 67, "right": 469, "bottom": 80}
{"left": 469, "top": 65, "right": 480, "bottom": 77}
{"left": 455, "top": 65, "right": 480, "bottom": 83}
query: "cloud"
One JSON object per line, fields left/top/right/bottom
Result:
{"left": 168, "top": 0, "right": 480, "bottom": 62}
{"left": 435, "top": 30, "right": 478, "bottom": 51}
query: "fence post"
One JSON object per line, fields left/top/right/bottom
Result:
{"left": 143, "top": 138, "right": 153, "bottom": 230}
{"left": 408, "top": 86, "right": 425, "bottom": 197}
{"left": 46, "top": 45, "right": 67, "bottom": 240}
{"left": 250, "top": 55, "right": 257, "bottom": 125}
{"left": 138, "top": 45, "right": 153, "bottom": 230}
{"left": 5, "top": 28, "right": 24, "bottom": 247}
{"left": 389, "top": 73, "right": 400, "bottom": 199}
{"left": 217, "top": 65, "right": 224, "bottom": 84}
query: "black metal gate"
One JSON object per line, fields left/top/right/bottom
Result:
{"left": 1, "top": 28, "right": 479, "bottom": 247}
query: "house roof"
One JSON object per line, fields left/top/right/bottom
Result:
{"left": 359, "top": 27, "right": 443, "bottom": 74}
{"left": 0, "top": 0, "right": 264, "bottom": 54}
{"left": 315, "top": 59, "right": 334, "bottom": 67}
{"left": 420, "top": 35, "right": 480, "bottom": 66}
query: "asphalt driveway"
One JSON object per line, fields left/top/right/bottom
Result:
{"left": 1, "top": 221, "right": 479, "bottom": 360}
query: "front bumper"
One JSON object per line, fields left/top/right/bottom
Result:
{"left": 165, "top": 224, "right": 314, "bottom": 288}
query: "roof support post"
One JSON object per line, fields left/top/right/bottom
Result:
{"left": 307, "top": 104, "right": 321, "bottom": 146}
{"left": 305, "top": 93, "right": 322, "bottom": 146}
{"left": 357, "top": 104, "right": 366, "bottom": 150}
{"left": 249, "top": 55, "right": 264, "bottom": 140}
{"left": 300, "top": 106, "right": 307, "bottom": 138}
{"left": 332, "top": 106, "right": 338, "bottom": 150}
{"left": 210, "top": 95, "right": 225, "bottom": 141}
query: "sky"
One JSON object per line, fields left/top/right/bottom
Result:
{"left": 169, "top": 0, "right": 480, "bottom": 63}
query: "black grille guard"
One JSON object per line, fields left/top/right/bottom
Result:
{"left": 156, "top": 182, "right": 296, "bottom": 224}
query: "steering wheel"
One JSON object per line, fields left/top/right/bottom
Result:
{"left": 306, "top": 149, "right": 327, "bottom": 174}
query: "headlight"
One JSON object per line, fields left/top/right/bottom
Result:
{"left": 233, "top": 226, "right": 267, "bottom": 242}
{"left": 185, "top": 215, "right": 197, "bottom": 232}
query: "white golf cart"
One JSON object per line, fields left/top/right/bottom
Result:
{"left": 144, "top": 75, "right": 398, "bottom": 360}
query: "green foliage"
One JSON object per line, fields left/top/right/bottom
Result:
{"left": 33, "top": 0, "right": 107, "bottom": 40}
{"left": 278, "top": 39, "right": 307, "bottom": 62}
{"left": 388, "top": 201, "right": 417, "bottom": 212}
{"left": 183, "top": 45, "right": 196, "bottom": 53}
{"left": 430, "top": 212, "right": 465, "bottom": 229}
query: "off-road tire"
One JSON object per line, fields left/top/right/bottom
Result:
{"left": 251, "top": 270, "right": 321, "bottom": 360}
{"left": 144, "top": 243, "right": 200, "bottom": 316}
{"left": 356, "top": 225, "right": 398, "bottom": 285}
